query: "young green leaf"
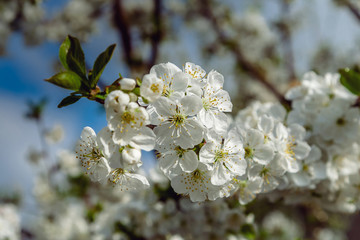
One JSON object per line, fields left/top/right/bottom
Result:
{"left": 339, "top": 68, "right": 360, "bottom": 95}
{"left": 59, "top": 36, "right": 71, "bottom": 70}
{"left": 90, "top": 44, "right": 116, "bottom": 88}
{"left": 66, "top": 35, "right": 87, "bottom": 81}
{"left": 45, "top": 71, "right": 83, "bottom": 90}
{"left": 58, "top": 95, "right": 82, "bottom": 108}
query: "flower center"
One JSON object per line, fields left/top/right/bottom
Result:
{"left": 171, "top": 114, "right": 186, "bottom": 128}
{"left": 202, "top": 98, "right": 211, "bottom": 110}
{"left": 244, "top": 147, "right": 254, "bottom": 159}
{"left": 162, "top": 85, "right": 173, "bottom": 97}
{"left": 150, "top": 83, "right": 161, "bottom": 93}
{"left": 192, "top": 169, "right": 202, "bottom": 179}
{"left": 215, "top": 149, "right": 228, "bottom": 162}
{"left": 260, "top": 167, "right": 269, "bottom": 177}
{"left": 175, "top": 146, "right": 186, "bottom": 158}
{"left": 285, "top": 137, "right": 295, "bottom": 159}
{"left": 109, "top": 168, "right": 126, "bottom": 185}
{"left": 121, "top": 111, "right": 134, "bottom": 124}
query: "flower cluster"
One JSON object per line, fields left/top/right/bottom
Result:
{"left": 75, "top": 62, "right": 360, "bottom": 213}
{"left": 279, "top": 72, "right": 360, "bottom": 213}
{"left": 0, "top": 204, "right": 20, "bottom": 240}
{"left": 76, "top": 82, "right": 156, "bottom": 191}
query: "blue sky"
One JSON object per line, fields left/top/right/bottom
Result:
{"left": 1, "top": 0, "right": 360, "bottom": 213}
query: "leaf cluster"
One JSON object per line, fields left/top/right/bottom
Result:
{"left": 45, "top": 35, "right": 116, "bottom": 108}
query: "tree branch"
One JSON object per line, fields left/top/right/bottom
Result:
{"left": 344, "top": 0, "right": 360, "bottom": 22}
{"left": 112, "top": 0, "right": 135, "bottom": 70}
{"left": 277, "top": 0, "right": 297, "bottom": 82}
{"left": 198, "top": 0, "right": 290, "bottom": 107}
{"left": 147, "top": 0, "right": 162, "bottom": 71}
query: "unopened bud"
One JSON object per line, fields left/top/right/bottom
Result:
{"left": 128, "top": 92, "right": 138, "bottom": 102}
{"left": 119, "top": 78, "right": 136, "bottom": 91}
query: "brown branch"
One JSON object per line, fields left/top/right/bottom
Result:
{"left": 344, "top": 0, "right": 360, "bottom": 22}
{"left": 277, "top": 0, "right": 297, "bottom": 82}
{"left": 147, "top": 0, "right": 162, "bottom": 71}
{"left": 199, "top": 0, "right": 290, "bottom": 107}
{"left": 112, "top": 0, "right": 135, "bottom": 70}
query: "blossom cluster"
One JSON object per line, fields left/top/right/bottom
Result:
{"left": 279, "top": 72, "right": 360, "bottom": 213}
{"left": 0, "top": 204, "right": 20, "bottom": 240}
{"left": 28, "top": 130, "right": 346, "bottom": 240}
{"left": 75, "top": 62, "right": 360, "bottom": 213}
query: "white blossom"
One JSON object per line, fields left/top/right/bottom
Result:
{"left": 75, "top": 127, "right": 111, "bottom": 182}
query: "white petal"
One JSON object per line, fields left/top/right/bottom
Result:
{"left": 288, "top": 124, "right": 306, "bottom": 140}
{"left": 152, "top": 96, "right": 176, "bottom": 116}
{"left": 199, "top": 142, "right": 216, "bottom": 164}
{"left": 199, "top": 108, "right": 214, "bottom": 128}
{"left": 81, "top": 126, "right": 96, "bottom": 140}
{"left": 89, "top": 158, "right": 110, "bottom": 183}
{"left": 130, "top": 127, "right": 156, "bottom": 151}
{"left": 291, "top": 171, "right": 311, "bottom": 187}
{"left": 253, "top": 144, "right": 274, "bottom": 165}
{"left": 126, "top": 173, "right": 150, "bottom": 190}
{"left": 171, "top": 72, "right": 189, "bottom": 92}
{"left": 171, "top": 175, "right": 187, "bottom": 194}
{"left": 159, "top": 152, "right": 178, "bottom": 176}
{"left": 207, "top": 70, "right": 224, "bottom": 89}
{"left": 180, "top": 95, "right": 202, "bottom": 116}
{"left": 154, "top": 122, "right": 176, "bottom": 146}
{"left": 213, "top": 90, "right": 232, "bottom": 112}
{"left": 305, "top": 145, "right": 321, "bottom": 164}
{"left": 274, "top": 123, "right": 288, "bottom": 140}
{"left": 150, "top": 62, "right": 181, "bottom": 85}
{"left": 175, "top": 119, "right": 204, "bottom": 148}
{"left": 258, "top": 115, "right": 274, "bottom": 134}
{"left": 189, "top": 186, "right": 207, "bottom": 202}
{"left": 226, "top": 157, "right": 247, "bottom": 176}
{"left": 247, "top": 128, "right": 264, "bottom": 147}
{"left": 311, "top": 162, "right": 327, "bottom": 179}
{"left": 213, "top": 111, "right": 229, "bottom": 135}
{"left": 97, "top": 126, "right": 113, "bottom": 158}
{"left": 122, "top": 147, "right": 142, "bottom": 167}
{"left": 179, "top": 150, "right": 198, "bottom": 172}
{"left": 293, "top": 141, "right": 311, "bottom": 160}
{"left": 211, "top": 162, "right": 231, "bottom": 185}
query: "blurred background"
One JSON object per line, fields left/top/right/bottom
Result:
{"left": 2, "top": 0, "right": 360, "bottom": 239}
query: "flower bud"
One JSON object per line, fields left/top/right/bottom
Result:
{"left": 122, "top": 147, "right": 142, "bottom": 168}
{"left": 119, "top": 78, "right": 136, "bottom": 91}
{"left": 128, "top": 92, "right": 138, "bottom": 102}
{"left": 105, "top": 90, "right": 130, "bottom": 113}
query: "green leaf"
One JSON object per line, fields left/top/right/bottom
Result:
{"left": 59, "top": 36, "right": 71, "bottom": 70}
{"left": 58, "top": 95, "right": 82, "bottom": 108}
{"left": 132, "top": 87, "right": 140, "bottom": 96}
{"left": 45, "top": 71, "right": 83, "bottom": 90}
{"left": 339, "top": 68, "right": 360, "bottom": 95}
{"left": 240, "top": 224, "right": 256, "bottom": 240}
{"left": 136, "top": 77, "right": 142, "bottom": 86}
{"left": 66, "top": 35, "right": 87, "bottom": 81}
{"left": 90, "top": 44, "right": 116, "bottom": 88}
